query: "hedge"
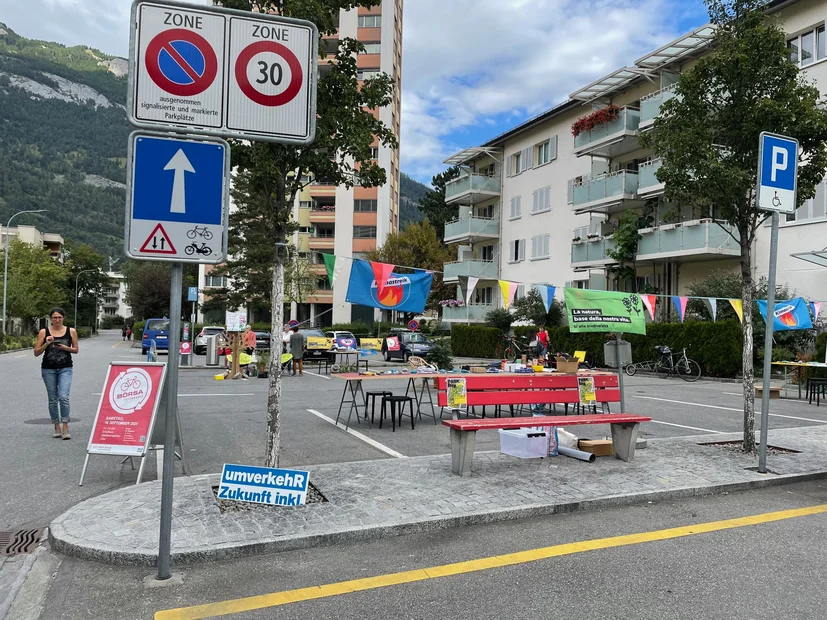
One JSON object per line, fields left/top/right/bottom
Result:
{"left": 451, "top": 320, "right": 744, "bottom": 378}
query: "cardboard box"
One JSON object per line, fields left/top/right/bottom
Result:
{"left": 555, "top": 358, "right": 580, "bottom": 374}
{"left": 579, "top": 439, "right": 614, "bottom": 457}
{"left": 470, "top": 366, "right": 488, "bottom": 373}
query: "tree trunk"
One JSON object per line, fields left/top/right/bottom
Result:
{"left": 265, "top": 242, "right": 286, "bottom": 468}
{"left": 740, "top": 232, "right": 756, "bottom": 453}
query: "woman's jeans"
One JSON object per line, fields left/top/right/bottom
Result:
{"left": 41, "top": 367, "right": 73, "bottom": 423}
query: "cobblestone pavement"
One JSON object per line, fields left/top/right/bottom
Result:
{"left": 48, "top": 425, "right": 827, "bottom": 566}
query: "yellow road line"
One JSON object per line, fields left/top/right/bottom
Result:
{"left": 155, "top": 503, "right": 827, "bottom": 620}
{"left": 112, "top": 341, "right": 128, "bottom": 349}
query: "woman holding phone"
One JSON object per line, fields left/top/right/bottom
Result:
{"left": 34, "top": 307, "right": 79, "bottom": 439}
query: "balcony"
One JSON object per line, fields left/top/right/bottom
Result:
{"left": 637, "top": 159, "right": 664, "bottom": 198}
{"left": 640, "top": 85, "right": 678, "bottom": 130}
{"left": 444, "top": 216, "right": 500, "bottom": 244}
{"left": 573, "top": 106, "right": 640, "bottom": 158}
{"left": 572, "top": 170, "right": 640, "bottom": 214}
{"left": 309, "top": 205, "right": 336, "bottom": 223}
{"left": 308, "top": 232, "right": 335, "bottom": 250}
{"left": 443, "top": 260, "right": 498, "bottom": 281}
{"left": 443, "top": 304, "right": 495, "bottom": 323}
{"left": 445, "top": 173, "right": 501, "bottom": 205}
{"left": 636, "top": 220, "right": 740, "bottom": 262}
{"left": 570, "top": 221, "right": 740, "bottom": 268}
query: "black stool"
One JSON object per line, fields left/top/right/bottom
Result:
{"left": 808, "top": 378, "right": 827, "bottom": 405}
{"left": 381, "top": 395, "right": 415, "bottom": 431}
{"left": 366, "top": 391, "right": 392, "bottom": 424}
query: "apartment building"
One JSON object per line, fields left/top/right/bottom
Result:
{"left": 98, "top": 271, "right": 132, "bottom": 320}
{"left": 443, "top": 0, "right": 827, "bottom": 323}
{"left": 197, "top": 2, "right": 403, "bottom": 327}
{"left": 0, "top": 225, "right": 64, "bottom": 262}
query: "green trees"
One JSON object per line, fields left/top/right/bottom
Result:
{"left": 2, "top": 239, "right": 68, "bottom": 329}
{"left": 511, "top": 289, "right": 564, "bottom": 328}
{"left": 418, "top": 166, "right": 460, "bottom": 241}
{"left": 639, "top": 0, "right": 827, "bottom": 451}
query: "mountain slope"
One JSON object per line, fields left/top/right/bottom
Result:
{"left": 399, "top": 173, "right": 429, "bottom": 228}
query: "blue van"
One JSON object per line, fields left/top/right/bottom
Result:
{"left": 142, "top": 318, "right": 170, "bottom": 354}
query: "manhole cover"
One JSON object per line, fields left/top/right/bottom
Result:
{"left": 0, "top": 529, "right": 43, "bottom": 555}
{"left": 212, "top": 483, "right": 328, "bottom": 513}
{"left": 24, "top": 418, "right": 80, "bottom": 425}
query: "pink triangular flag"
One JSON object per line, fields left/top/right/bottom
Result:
{"left": 641, "top": 295, "right": 657, "bottom": 320}
{"left": 370, "top": 261, "right": 395, "bottom": 299}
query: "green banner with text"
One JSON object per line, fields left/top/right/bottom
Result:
{"left": 564, "top": 288, "right": 647, "bottom": 335}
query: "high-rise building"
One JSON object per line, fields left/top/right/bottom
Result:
{"left": 199, "top": 2, "right": 403, "bottom": 328}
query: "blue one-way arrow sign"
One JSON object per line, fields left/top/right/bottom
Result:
{"left": 125, "top": 132, "right": 230, "bottom": 263}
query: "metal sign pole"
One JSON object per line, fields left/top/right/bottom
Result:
{"left": 157, "top": 262, "right": 183, "bottom": 580}
{"left": 616, "top": 332, "right": 626, "bottom": 413}
{"left": 758, "top": 212, "right": 780, "bottom": 473}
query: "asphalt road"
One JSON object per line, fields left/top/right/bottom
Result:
{"left": 33, "top": 480, "right": 827, "bottom": 619}
{"left": 3, "top": 330, "right": 827, "bottom": 532}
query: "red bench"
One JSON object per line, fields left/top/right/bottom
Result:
{"left": 443, "top": 414, "right": 651, "bottom": 476}
{"left": 435, "top": 374, "right": 621, "bottom": 418}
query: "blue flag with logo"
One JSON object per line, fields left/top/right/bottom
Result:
{"left": 346, "top": 259, "right": 433, "bottom": 313}
{"left": 756, "top": 297, "right": 813, "bottom": 331}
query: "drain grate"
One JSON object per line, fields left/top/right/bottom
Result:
{"left": 0, "top": 529, "right": 43, "bottom": 555}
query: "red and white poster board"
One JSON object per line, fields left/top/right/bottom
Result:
{"left": 386, "top": 336, "right": 400, "bottom": 352}
{"left": 87, "top": 362, "right": 167, "bottom": 457}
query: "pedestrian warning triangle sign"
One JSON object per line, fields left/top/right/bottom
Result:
{"left": 139, "top": 223, "right": 176, "bottom": 254}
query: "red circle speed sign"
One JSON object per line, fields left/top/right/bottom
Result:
{"left": 145, "top": 29, "right": 218, "bottom": 97}
{"left": 234, "top": 41, "right": 303, "bottom": 107}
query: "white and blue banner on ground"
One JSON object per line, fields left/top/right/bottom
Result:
{"left": 218, "top": 463, "right": 309, "bottom": 507}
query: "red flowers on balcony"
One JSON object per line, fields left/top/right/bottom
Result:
{"left": 571, "top": 105, "right": 621, "bottom": 137}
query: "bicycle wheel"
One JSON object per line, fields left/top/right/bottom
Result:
{"left": 505, "top": 343, "right": 518, "bottom": 362}
{"left": 677, "top": 359, "right": 702, "bottom": 382}
{"left": 187, "top": 229, "right": 196, "bottom": 239}
{"left": 625, "top": 364, "right": 637, "bottom": 377}
{"left": 203, "top": 230, "right": 214, "bottom": 240}
{"left": 655, "top": 359, "right": 671, "bottom": 377}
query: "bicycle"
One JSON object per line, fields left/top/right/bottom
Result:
{"left": 187, "top": 226, "right": 214, "bottom": 240}
{"left": 624, "top": 345, "right": 701, "bottom": 382}
{"left": 120, "top": 377, "right": 142, "bottom": 391}
{"left": 501, "top": 334, "right": 543, "bottom": 362}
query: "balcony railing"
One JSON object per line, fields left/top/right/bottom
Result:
{"left": 638, "top": 158, "right": 664, "bottom": 195}
{"left": 573, "top": 106, "right": 640, "bottom": 156}
{"left": 444, "top": 216, "right": 500, "bottom": 242}
{"left": 572, "top": 170, "right": 639, "bottom": 210}
{"left": 311, "top": 204, "right": 336, "bottom": 212}
{"left": 445, "top": 173, "right": 501, "bottom": 204}
{"left": 640, "top": 85, "right": 678, "bottom": 128}
{"left": 443, "top": 304, "right": 494, "bottom": 322}
{"left": 571, "top": 237, "right": 617, "bottom": 266}
{"left": 443, "top": 260, "right": 498, "bottom": 280}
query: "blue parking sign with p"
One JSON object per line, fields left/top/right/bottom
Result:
{"left": 758, "top": 132, "right": 798, "bottom": 214}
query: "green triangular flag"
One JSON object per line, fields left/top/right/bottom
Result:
{"left": 322, "top": 253, "right": 345, "bottom": 286}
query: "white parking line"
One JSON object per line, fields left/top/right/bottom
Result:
{"left": 634, "top": 395, "right": 827, "bottom": 425}
{"left": 723, "top": 392, "right": 743, "bottom": 396}
{"left": 14, "top": 354, "right": 26, "bottom": 358}
{"left": 301, "top": 370, "right": 331, "bottom": 380}
{"left": 647, "top": 420, "right": 724, "bottom": 434}
{"left": 307, "top": 409, "right": 406, "bottom": 458}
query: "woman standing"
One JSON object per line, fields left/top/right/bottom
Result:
{"left": 34, "top": 307, "right": 78, "bottom": 439}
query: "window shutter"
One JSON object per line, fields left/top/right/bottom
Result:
{"left": 544, "top": 186, "right": 551, "bottom": 210}
{"left": 532, "top": 189, "right": 538, "bottom": 213}
{"left": 506, "top": 155, "right": 512, "bottom": 177}
{"left": 550, "top": 135, "right": 558, "bottom": 161}
{"left": 543, "top": 234, "right": 550, "bottom": 257}
{"left": 524, "top": 147, "right": 533, "bottom": 170}
{"left": 567, "top": 179, "right": 573, "bottom": 204}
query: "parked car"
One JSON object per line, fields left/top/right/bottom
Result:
{"left": 254, "top": 331, "right": 272, "bottom": 349}
{"left": 142, "top": 318, "right": 170, "bottom": 354}
{"left": 194, "top": 325, "right": 227, "bottom": 355}
{"left": 381, "top": 331, "right": 434, "bottom": 362}
{"left": 324, "top": 330, "right": 358, "bottom": 350}
{"left": 298, "top": 328, "right": 334, "bottom": 361}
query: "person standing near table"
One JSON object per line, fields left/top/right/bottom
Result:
{"left": 34, "top": 307, "right": 78, "bottom": 440}
{"left": 242, "top": 324, "right": 256, "bottom": 355}
{"left": 537, "top": 326, "right": 549, "bottom": 358}
{"left": 289, "top": 326, "right": 305, "bottom": 376}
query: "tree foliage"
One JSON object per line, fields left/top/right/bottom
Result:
{"left": 511, "top": 289, "right": 565, "bottom": 328}
{"left": 62, "top": 240, "right": 110, "bottom": 328}
{"left": 638, "top": 0, "right": 827, "bottom": 451}
{"left": 2, "top": 239, "right": 68, "bottom": 329}
{"left": 121, "top": 260, "right": 198, "bottom": 320}
{"left": 417, "top": 166, "right": 460, "bottom": 241}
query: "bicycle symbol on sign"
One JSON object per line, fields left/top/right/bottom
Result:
{"left": 120, "top": 377, "right": 142, "bottom": 391}
{"left": 187, "top": 226, "right": 213, "bottom": 240}
{"left": 772, "top": 191, "right": 782, "bottom": 208}
{"left": 185, "top": 242, "right": 212, "bottom": 256}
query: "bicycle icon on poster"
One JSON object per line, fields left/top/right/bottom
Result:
{"left": 187, "top": 226, "right": 213, "bottom": 240}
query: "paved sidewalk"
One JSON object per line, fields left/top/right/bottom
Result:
{"left": 49, "top": 426, "right": 827, "bottom": 566}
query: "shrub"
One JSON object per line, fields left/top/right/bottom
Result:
{"left": 100, "top": 315, "right": 125, "bottom": 329}
{"left": 132, "top": 321, "right": 145, "bottom": 341}
{"left": 425, "top": 342, "right": 453, "bottom": 371}
{"left": 328, "top": 322, "right": 372, "bottom": 334}
{"left": 451, "top": 325, "right": 504, "bottom": 358}
{"left": 485, "top": 308, "right": 513, "bottom": 333}
{"left": 76, "top": 328, "right": 92, "bottom": 339}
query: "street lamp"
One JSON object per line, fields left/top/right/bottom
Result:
{"left": 74, "top": 269, "right": 97, "bottom": 330}
{"left": 2, "top": 209, "right": 49, "bottom": 334}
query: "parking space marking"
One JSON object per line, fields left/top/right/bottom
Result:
{"left": 647, "top": 420, "right": 723, "bottom": 434}
{"left": 635, "top": 395, "right": 827, "bottom": 425}
{"left": 307, "top": 409, "right": 406, "bottom": 459}
{"left": 302, "top": 370, "right": 331, "bottom": 380}
{"left": 154, "top": 503, "right": 827, "bottom": 620}
{"left": 14, "top": 354, "right": 26, "bottom": 358}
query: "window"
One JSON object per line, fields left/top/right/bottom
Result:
{"left": 316, "top": 278, "right": 332, "bottom": 291}
{"left": 358, "top": 15, "right": 381, "bottom": 28}
{"left": 370, "top": 147, "right": 379, "bottom": 160}
{"left": 354, "top": 199, "right": 377, "bottom": 212}
{"left": 357, "top": 69, "right": 381, "bottom": 80}
{"left": 508, "top": 239, "right": 525, "bottom": 263}
{"left": 532, "top": 186, "right": 551, "bottom": 214}
{"left": 353, "top": 226, "right": 377, "bottom": 238}
{"left": 473, "top": 286, "right": 494, "bottom": 305}
{"left": 536, "top": 140, "right": 551, "bottom": 166}
{"left": 299, "top": 201, "right": 312, "bottom": 209}
{"left": 510, "top": 195, "right": 522, "bottom": 219}
{"left": 785, "top": 178, "right": 827, "bottom": 223}
{"left": 205, "top": 276, "right": 227, "bottom": 288}
{"left": 531, "top": 234, "right": 550, "bottom": 260}
{"left": 788, "top": 25, "right": 826, "bottom": 67}
{"left": 298, "top": 226, "right": 311, "bottom": 233}
{"left": 481, "top": 245, "right": 495, "bottom": 261}
{"left": 513, "top": 151, "right": 522, "bottom": 175}
{"left": 362, "top": 42, "right": 381, "bottom": 54}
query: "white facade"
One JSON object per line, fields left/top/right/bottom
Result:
{"left": 98, "top": 272, "right": 132, "bottom": 319}
{"left": 443, "top": 0, "right": 827, "bottom": 322}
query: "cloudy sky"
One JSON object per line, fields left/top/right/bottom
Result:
{"left": 1, "top": 0, "right": 709, "bottom": 184}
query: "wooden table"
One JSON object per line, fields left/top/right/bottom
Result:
{"left": 771, "top": 361, "right": 827, "bottom": 399}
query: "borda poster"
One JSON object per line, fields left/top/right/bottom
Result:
{"left": 87, "top": 362, "right": 167, "bottom": 456}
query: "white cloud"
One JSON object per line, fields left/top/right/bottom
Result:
{"left": 400, "top": 0, "right": 699, "bottom": 181}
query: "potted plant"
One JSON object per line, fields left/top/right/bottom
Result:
{"left": 572, "top": 236, "right": 582, "bottom": 243}
{"left": 586, "top": 233, "right": 600, "bottom": 240}
{"left": 425, "top": 343, "right": 453, "bottom": 385}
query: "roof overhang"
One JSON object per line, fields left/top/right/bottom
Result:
{"left": 791, "top": 251, "right": 827, "bottom": 268}
{"left": 443, "top": 146, "right": 502, "bottom": 166}
{"left": 570, "top": 67, "right": 654, "bottom": 102}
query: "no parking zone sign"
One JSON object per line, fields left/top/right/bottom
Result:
{"left": 128, "top": 0, "right": 318, "bottom": 144}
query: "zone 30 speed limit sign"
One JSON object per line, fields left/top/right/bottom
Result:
{"left": 129, "top": 0, "right": 318, "bottom": 145}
